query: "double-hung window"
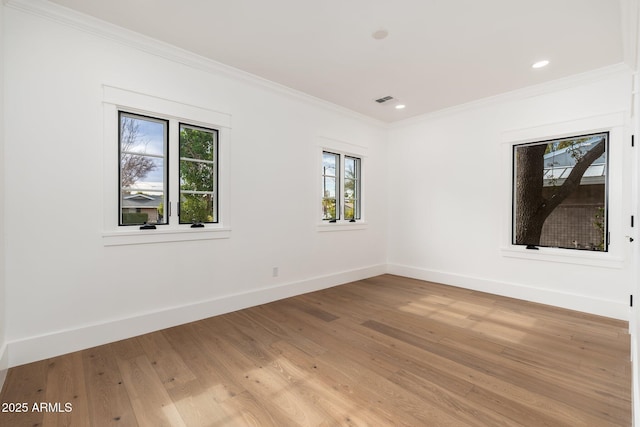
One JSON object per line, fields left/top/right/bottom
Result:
{"left": 322, "top": 151, "right": 362, "bottom": 222}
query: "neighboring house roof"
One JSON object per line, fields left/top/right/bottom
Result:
{"left": 543, "top": 136, "right": 606, "bottom": 186}
{"left": 121, "top": 193, "right": 163, "bottom": 209}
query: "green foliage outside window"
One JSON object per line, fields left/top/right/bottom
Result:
{"left": 180, "top": 125, "right": 217, "bottom": 223}
{"left": 122, "top": 212, "right": 148, "bottom": 225}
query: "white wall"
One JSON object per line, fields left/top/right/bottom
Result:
{"left": 633, "top": 67, "right": 640, "bottom": 426}
{"left": 3, "top": 4, "right": 387, "bottom": 366}
{"left": 3, "top": 0, "right": 636, "bottom": 375}
{"left": 629, "top": 3, "right": 640, "bottom": 424}
{"left": 388, "top": 67, "right": 634, "bottom": 320}
{"left": 0, "top": 0, "right": 8, "bottom": 392}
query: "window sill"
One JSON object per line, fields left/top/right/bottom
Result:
{"left": 500, "top": 246, "right": 624, "bottom": 269}
{"left": 103, "top": 227, "right": 231, "bottom": 246}
{"left": 316, "top": 221, "right": 368, "bottom": 232}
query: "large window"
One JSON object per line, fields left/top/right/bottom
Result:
{"left": 118, "top": 112, "right": 219, "bottom": 228}
{"left": 322, "top": 151, "right": 361, "bottom": 222}
{"left": 512, "top": 132, "right": 608, "bottom": 251}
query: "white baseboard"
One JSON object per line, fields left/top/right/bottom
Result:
{"left": 6, "top": 262, "right": 627, "bottom": 367}
{"left": 7, "top": 264, "right": 386, "bottom": 367}
{"left": 0, "top": 343, "right": 8, "bottom": 394}
{"left": 387, "top": 263, "right": 628, "bottom": 320}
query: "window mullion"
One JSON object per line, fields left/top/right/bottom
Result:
{"left": 168, "top": 119, "right": 180, "bottom": 223}
{"left": 339, "top": 154, "right": 344, "bottom": 221}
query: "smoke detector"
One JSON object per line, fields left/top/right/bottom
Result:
{"left": 372, "top": 29, "right": 389, "bottom": 40}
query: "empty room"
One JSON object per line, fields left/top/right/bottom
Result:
{"left": 0, "top": 0, "right": 639, "bottom": 425}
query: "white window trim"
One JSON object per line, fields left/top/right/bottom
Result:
{"left": 500, "top": 112, "right": 628, "bottom": 268}
{"left": 316, "top": 136, "right": 368, "bottom": 232}
{"left": 102, "top": 85, "right": 231, "bottom": 246}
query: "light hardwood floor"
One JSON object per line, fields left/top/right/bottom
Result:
{"left": 0, "top": 274, "right": 631, "bottom": 426}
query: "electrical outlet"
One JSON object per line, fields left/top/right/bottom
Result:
{"left": 272, "top": 267, "right": 279, "bottom": 277}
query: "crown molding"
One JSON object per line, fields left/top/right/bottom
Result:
{"left": 4, "top": 0, "right": 386, "bottom": 128}
{"left": 390, "top": 63, "right": 633, "bottom": 129}
{"left": 4, "top": 0, "right": 633, "bottom": 131}
{"left": 620, "top": 0, "right": 639, "bottom": 70}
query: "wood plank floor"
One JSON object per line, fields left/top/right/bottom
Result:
{"left": 0, "top": 274, "right": 631, "bottom": 426}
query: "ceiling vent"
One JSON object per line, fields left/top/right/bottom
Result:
{"left": 375, "top": 96, "right": 394, "bottom": 104}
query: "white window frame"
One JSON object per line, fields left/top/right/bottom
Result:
{"left": 102, "top": 86, "right": 231, "bottom": 246}
{"left": 317, "top": 137, "right": 367, "bottom": 232}
{"left": 500, "top": 112, "right": 627, "bottom": 268}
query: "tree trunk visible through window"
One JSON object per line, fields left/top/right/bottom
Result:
{"left": 513, "top": 134, "right": 606, "bottom": 249}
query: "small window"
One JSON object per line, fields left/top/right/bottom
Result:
{"left": 512, "top": 132, "right": 608, "bottom": 251}
{"left": 322, "top": 151, "right": 362, "bottom": 222}
{"left": 179, "top": 124, "right": 218, "bottom": 224}
{"left": 344, "top": 156, "right": 361, "bottom": 220}
{"left": 119, "top": 112, "right": 168, "bottom": 226}
{"left": 322, "top": 152, "right": 340, "bottom": 220}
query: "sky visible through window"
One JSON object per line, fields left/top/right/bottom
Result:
{"left": 127, "top": 117, "right": 165, "bottom": 192}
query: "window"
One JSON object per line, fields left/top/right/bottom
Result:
{"left": 512, "top": 132, "right": 608, "bottom": 252}
{"left": 322, "top": 151, "right": 362, "bottom": 222}
{"left": 103, "top": 86, "right": 231, "bottom": 245}
{"left": 119, "top": 112, "right": 220, "bottom": 228}
{"left": 119, "top": 112, "right": 168, "bottom": 226}
{"left": 179, "top": 124, "right": 218, "bottom": 224}
{"left": 344, "top": 156, "right": 361, "bottom": 220}
{"left": 322, "top": 152, "right": 339, "bottom": 220}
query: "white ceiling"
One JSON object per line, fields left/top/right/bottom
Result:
{"left": 48, "top": 0, "right": 625, "bottom": 122}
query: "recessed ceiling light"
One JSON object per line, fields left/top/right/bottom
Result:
{"left": 372, "top": 29, "right": 389, "bottom": 40}
{"left": 532, "top": 60, "right": 550, "bottom": 69}
{"left": 395, "top": 104, "right": 406, "bottom": 110}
